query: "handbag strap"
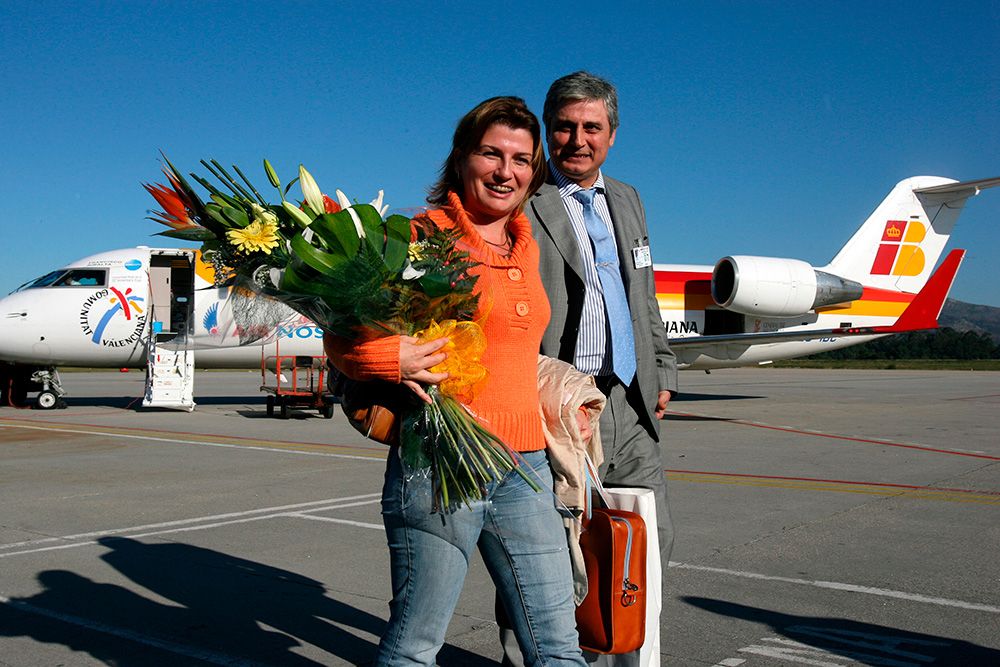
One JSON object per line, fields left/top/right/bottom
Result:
{"left": 584, "top": 453, "right": 613, "bottom": 520}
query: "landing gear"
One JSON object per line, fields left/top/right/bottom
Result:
{"left": 1, "top": 364, "right": 60, "bottom": 408}
{"left": 36, "top": 391, "right": 59, "bottom": 409}
{"left": 30, "top": 368, "right": 66, "bottom": 410}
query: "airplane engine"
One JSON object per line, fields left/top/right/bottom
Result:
{"left": 712, "top": 255, "right": 863, "bottom": 317}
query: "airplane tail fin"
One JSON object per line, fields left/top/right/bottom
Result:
{"left": 824, "top": 176, "right": 1000, "bottom": 293}
{"left": 866, "top": 249, "right": 965, "bottom": 334}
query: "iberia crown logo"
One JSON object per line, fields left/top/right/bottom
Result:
{"left": 871, "top": 220, "right": 926, "bottom": 276}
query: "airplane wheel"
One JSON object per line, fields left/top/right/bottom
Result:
{"left": 266, "top": 395, "right": 275, "bottom": 417}
{"left": 279, "top": 401, "right": 290, "bottom": 420}
{"left": 36, "top": 391, "right": 58, "bottom": 410}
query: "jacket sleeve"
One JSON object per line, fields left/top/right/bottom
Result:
{"left": 538, "top": 355, "right": 605, "bottom": 511}
{"left": 323, "top": 333, "right": 402, "bottom": 383}
{"left": 635, "top": 189, "right": 679, "bottom": 396}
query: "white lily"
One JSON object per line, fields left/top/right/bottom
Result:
{"left": 401, "top": 259, "right": 425, "bottom": 281}
{"left": 282, "top": 201, "right": 313, "bottom": 228}
{"left": 369, "top": 189, "right": 389, "bottom": 217}
{"left": 268, "top": 267, "right": 285, "bottom": 289}
{"left": 335, "top": 188, "right": 352, "bottom": 210}
{"left": 299, "top": 165, "right": 325, "bottom": 216}
{"left": 336, "top": 188, "right": 366, "bottom": 239}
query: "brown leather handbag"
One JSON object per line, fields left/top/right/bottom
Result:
{"left": 327, "top": 363, "right": 410, "bottom": 445}
{"left": 576, "top": 471, "right": 648, "bottom": 653}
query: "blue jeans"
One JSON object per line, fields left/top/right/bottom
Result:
{"left": 375, "top": 448, "right": 585, "bottom": 667}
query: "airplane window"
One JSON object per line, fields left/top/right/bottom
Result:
{"left": 52, "top": 269, "right": 107, "bottom": 287}
{"left": 18, "top": 270, "right": 66, "bottom": 290}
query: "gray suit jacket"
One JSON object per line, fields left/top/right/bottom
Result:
{"left": 526, "top": 175, "right": 678, "bottom": 439}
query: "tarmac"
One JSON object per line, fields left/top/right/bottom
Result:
{"left": 1, "top": 367, "right": 998, "bottom": 666}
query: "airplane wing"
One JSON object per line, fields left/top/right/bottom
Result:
{"left": 668, "top": 249, "right": 965, "bottom": 349}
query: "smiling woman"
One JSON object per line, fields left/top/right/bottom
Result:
{"left": 459, "top": 124, "right": 536, "bottom": 248}
{"left": 325, "top": 96, "right": 586, "bottom": 667}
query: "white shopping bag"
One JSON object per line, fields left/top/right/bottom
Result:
{"left": 584, "top": 456, "right": 662, "bottom": 667}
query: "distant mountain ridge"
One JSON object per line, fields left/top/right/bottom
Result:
{"left": 940, "top": 299, "right": 1000, "bottom": 342}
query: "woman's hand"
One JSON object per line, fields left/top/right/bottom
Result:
{"left": 400, "top": 336, "right": 450, "bottom": 403}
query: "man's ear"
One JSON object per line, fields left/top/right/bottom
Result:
{"left": 609, "top": 128, "right": 616, "bottom": 147}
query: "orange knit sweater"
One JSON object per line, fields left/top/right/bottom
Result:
{"left": 330, "top": 192, "right": 551, "bottom": 452}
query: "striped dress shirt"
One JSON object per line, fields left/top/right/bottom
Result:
{"left": 550, "top": 162, "right": 623, "bottom": 377}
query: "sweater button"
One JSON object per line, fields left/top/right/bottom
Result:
{"left": 507, "top": 268, "right": 522, "bottom": 281}
{"left": 515, "top": 302, "right": 529, "bottom": 316}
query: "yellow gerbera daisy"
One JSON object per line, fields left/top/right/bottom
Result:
{"left": 227, "top": 220, "right": 280, "bottom": 255}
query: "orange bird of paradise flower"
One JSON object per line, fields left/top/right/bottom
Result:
{"left": 143, "top": 168, "right": 203, "bottom": 232}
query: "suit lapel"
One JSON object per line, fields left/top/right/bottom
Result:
{"left": 529, "top": 184, "right": 586, "bottom": 280}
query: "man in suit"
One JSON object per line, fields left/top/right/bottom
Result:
{"left": 499, "top": 72, "right": 677, "bottom": 666}
{"left": 526, "top": 71, "right": 677, "bottom": 563}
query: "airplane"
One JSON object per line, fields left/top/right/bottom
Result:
{"left": 1, "top": 174, "right": 997, "bottom": 410}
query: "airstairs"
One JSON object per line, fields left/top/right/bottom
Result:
{"left": 143, "top": 336, "right": 195, "bottom": 411}
{"left": 142, "top": 249, "right": 196, "bottom": 411}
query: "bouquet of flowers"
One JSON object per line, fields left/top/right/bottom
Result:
{"left": 144, "top": 157, "right": 538, "bottom": 510}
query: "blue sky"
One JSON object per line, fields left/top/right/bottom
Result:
{"left": 2, "top": 1, "right": 998, "bottom": 304}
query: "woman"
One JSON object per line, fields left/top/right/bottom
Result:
{"left": 326, "top": 97, "right": 586, "bottom": 666}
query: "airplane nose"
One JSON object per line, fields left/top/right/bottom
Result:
{"left": 0, "top": 295, "right": 39, "bottom": 364}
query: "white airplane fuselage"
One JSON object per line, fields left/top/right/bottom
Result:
{"left": 2, "top": 174, "right": 997, "bottom": 406}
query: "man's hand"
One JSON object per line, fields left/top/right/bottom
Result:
{"left": 654, "top": 390, "right": 672, "bottom": 419}
{"left": 400, "top": 336, "right": 450, "bottom": 404}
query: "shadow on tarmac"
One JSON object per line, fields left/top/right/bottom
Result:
{"left": 61, "top": 396, "right": 270, "bottom": 409}
{"left": 671, "top": 392, "right": 764, "bottom": 402}
{"left": 0, "top": 537, "right": 494, "bottom": 665}
{"left": 683, "top": 596, "right": 1000, "bottom": 666}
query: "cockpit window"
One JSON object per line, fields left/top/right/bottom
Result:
{"left": 17, "top": 270, "right": 66, "bottom": 290}
{"left": 17, "top": 269, "right": 108, "bottom": 290}
{"left": 52, "top": 269, "right": 107, "bottom": 287}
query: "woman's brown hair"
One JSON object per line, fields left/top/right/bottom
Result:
{"left": 427, "top": 96, "right": 546, "bottom": 211}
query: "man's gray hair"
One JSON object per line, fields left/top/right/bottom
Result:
{"left": 542, "top": 71, "right": 620, "bottom": 134}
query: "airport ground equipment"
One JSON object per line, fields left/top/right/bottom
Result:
{"left": 260, "top": 353, "right": 335, "bottom": 419}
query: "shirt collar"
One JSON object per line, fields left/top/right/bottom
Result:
{"left": 549, "top": 160, "right": 605, "bottom": 199}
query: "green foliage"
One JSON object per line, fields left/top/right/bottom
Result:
{"left": 805, "top": 328, "right": 1000, "bottom": 361}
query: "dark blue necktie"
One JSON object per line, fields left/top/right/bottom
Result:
{"left": 574, "top": 188, "right": 636, "bottom": 384}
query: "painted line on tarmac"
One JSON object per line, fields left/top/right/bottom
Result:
{"left": 0, "top": 420, "right": 387, "bottom": 460}
{"left": 0, "top": 592, "right": 274, "bottom": 666}
{"left": 664, "top": 410, "right": 1000, "bottom": 461}
{"left": 0, "top": 494, "right": 382, "bottom": 557}
{"left": 292, "top": 514, "right": 385, "bottom": 530}
{"left": 669, "top": 562, "right": 1000, "bottom": 614}
{"left": 667, "top": 470, "right": 1000, "bottom": 504}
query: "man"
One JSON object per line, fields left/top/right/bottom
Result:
{"left": 501, "top": 70, "right": 676, "bottom": 666}
{"left": 527, "top": 70, "right": 677, "bottom": 563}
{"left": 498, "top": 72, "right": 677, "bottom": 666}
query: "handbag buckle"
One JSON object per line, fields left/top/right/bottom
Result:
{"left": 621, "top": 578, "right": 639, "bottom": 607}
